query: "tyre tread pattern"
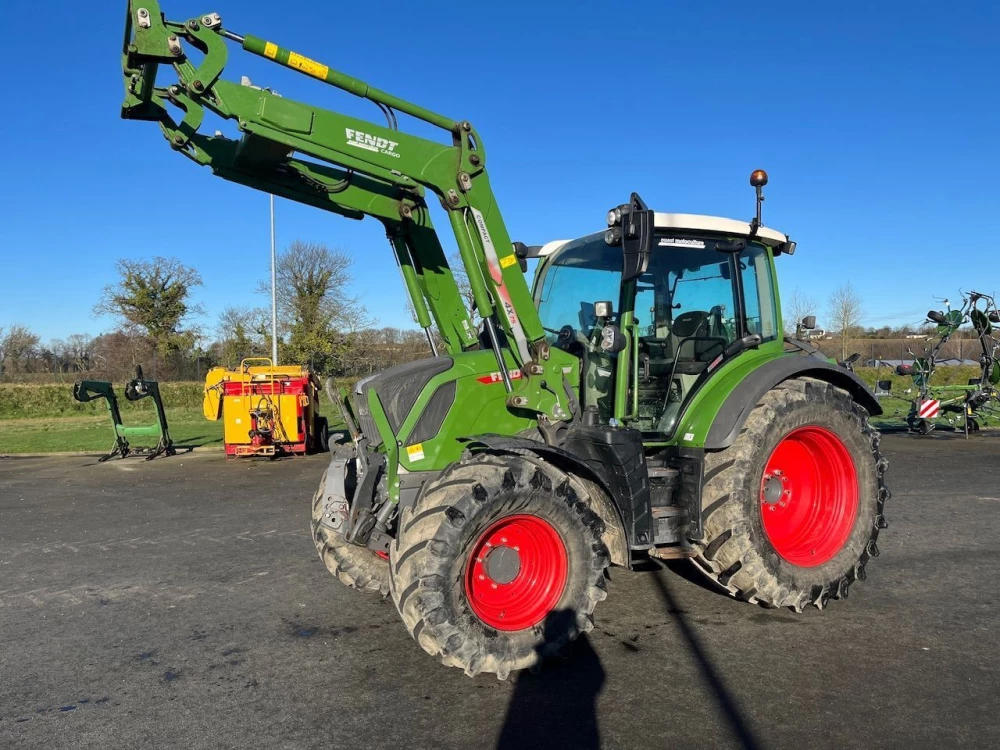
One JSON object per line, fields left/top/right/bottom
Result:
{"left": 311, "top": 462, "right": 391, "bottom": 597}
{"left": 692, "top": 377, "right": 890, "bottom": 611}
{"left": 389, "top": 452, "right": 609, "bottom": 679}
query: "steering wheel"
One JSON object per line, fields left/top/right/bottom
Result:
{"left": 543, "top": 325, "right": 592, "bottom": 351}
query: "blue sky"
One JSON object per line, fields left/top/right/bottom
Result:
{"left": 1, "top": 1, "right": 998, "bottom": 343}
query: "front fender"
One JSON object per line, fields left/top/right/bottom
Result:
{"left": 463, "top": 434, "right": 631, "bottom": 567}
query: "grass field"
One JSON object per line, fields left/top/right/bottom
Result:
{"left": 0, "top": 408, "right": 223, "bottom": 454}
{"left": 0, "top": 366, "right": 988, "bottom": 454}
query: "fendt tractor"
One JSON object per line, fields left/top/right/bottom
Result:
{"left": 121, "top": 4, "right": 890, "bottom": 678}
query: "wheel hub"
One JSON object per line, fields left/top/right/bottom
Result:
{"left": 761, "top": 474, "right": 785, "bottom": 505}
{"left": 483, "top": 545, "right": 521, "bottom": 584}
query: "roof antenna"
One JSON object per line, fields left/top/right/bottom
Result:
{"left": 749, "top": 169, "right": 768, "bottom": 240}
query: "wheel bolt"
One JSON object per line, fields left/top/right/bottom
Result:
{"left": 500, "top": 537, "right": 507, "bottom": 543}
{"left": 478, "top": 574, "right": 485, "bottom": 580}
{"left": 491, "top": 583, "right": 498, "bottom": 589}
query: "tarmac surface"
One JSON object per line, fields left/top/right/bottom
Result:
{"left": 1, "top": 433, "right": 998, "bottom": 749}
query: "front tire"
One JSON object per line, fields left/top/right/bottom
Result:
{"left": 389, "top": 453, "right": 609, "bottom": 678}
{"left": 692, "top": 378, "right": 889, "bottom": 611}
{"left": 311, "top": 462, "right": 390, "bottom": 596}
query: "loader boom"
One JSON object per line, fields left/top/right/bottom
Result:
{"left": 121, "top": 2, "right": 575, "bottom": 423}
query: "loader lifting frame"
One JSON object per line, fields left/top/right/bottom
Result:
{"left": 120, "top": 1, "right": 576, "bottom": 424}
{"left": 73, "top": 366, "right": 175, "bottom": 461}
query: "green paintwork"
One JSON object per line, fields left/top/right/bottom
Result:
{"left": 362, "top": 349, "right": 540, "bottom": 502}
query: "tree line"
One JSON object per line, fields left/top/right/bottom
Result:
{"left": 2, "top": 250, "right": 980, "bottom": 383}
{"left": 0, "top": 241, "right": 440, "bottom": 383}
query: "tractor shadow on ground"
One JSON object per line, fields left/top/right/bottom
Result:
{"left": 496, "top": 610, "right": 605, "bottom": 750}
{"left": 649, "top": 562, "right": 763, "bottom": 750}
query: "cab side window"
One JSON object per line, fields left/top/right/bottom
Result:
{"left": 740, "top": 247, "right": 778, "bottom": 341}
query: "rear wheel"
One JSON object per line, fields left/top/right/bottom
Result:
{"left": 314, "top": 416, "right": 330, "bottom": 453}
{"left": 693, "top": 378, "right": 889, "bottom": 611}
{"left": 311, "top": 461, "right": 390, "bottom": 596}
{"left": 390, "top": 453, "right": 609, "bottom": 678}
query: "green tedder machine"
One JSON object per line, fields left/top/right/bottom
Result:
{"left": 121, "top": 3, "right": 890, "bottom": 678}
{"left": 878, "top": 290, "right": 1000, "bottom": 435}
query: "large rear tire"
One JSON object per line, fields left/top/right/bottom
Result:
{"left": 389, "top": 453, "right": 610, "bottom": 678}
{"left": 692, "top": 378, "right": 889, "bottom": 611}
{"left": 311, "top": 462, "right": 390, "bottom": 596}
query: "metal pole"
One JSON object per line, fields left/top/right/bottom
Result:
{"left": 270, "top": 195, "right": 279, "bottom": 367}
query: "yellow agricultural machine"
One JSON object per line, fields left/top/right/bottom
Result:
{"left": 203, "top": 359, "right": 329, "bottom": 457}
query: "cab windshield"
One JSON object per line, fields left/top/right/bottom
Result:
{"left": 534, "top": 233, "right": 777, "bottom": 435}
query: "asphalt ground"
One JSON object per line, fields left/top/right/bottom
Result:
{"left": 1, "top": 433, "right": 998, "bottom": 749}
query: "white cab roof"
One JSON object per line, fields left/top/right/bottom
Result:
{"left": 533, "top": 213, "right": 788, "bottom": 257}
{"left": 653, "top": 213, "right": 788, "bottom": 245}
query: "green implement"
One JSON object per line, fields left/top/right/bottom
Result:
{"left": 121, "top": 3, "right": 889, "bottom": 679}
{"left": 73, "top": 367, "right": 175, "bottom": 461}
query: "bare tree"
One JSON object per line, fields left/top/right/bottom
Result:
{"left": 827, "top": 283, "right": 864, "bottom": 361}
{"left": 0, "top": 324, "right": 41, "bottom": 378}
{"left": 216, "top": 306, "right": 270, "bottom": 366}
{"left": 257, "top": 241, "right": 371, "bottom": 372}
{"left": 784, "top": 289, "right": 819, "bottom": 336}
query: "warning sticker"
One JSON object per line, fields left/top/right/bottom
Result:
{"left": 500, "top": 254, "right": 518, "bottom": 269}
{"left": 288, "top": 52, "right": 329, "bottom": 81}
{"left": 406, "top": 443, "right": 425, "bottom": 462}
{"left": 264, "top": 41, "right": 278, "bottom": 59}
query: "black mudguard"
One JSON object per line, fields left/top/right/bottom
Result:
{"left": 463, "top": 433, "right": 634, "bottom": 566}
{"left": 704, "top": 356, "right": 881, "bottom": 451}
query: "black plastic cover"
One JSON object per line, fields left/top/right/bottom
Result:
{"left": 359, "top": 356, "right": 453, "bottom": 435}
{"left": 563, "top": 425, "right": 653, "bottom": 548}
{"left": 406, "top": 381, "right": 457, "bottom": 445}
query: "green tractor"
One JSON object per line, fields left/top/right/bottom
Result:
{"left": 121, "top": 3, "right": 889, "bottom": 678}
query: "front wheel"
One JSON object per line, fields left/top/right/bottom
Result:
{"left": 389, "top": 453, "right": 610, "bottom": 678}
{"left": 693, "top": 378, "right": 889, "bottom": 611}
{"left": 311, "top": 461, "right": 390, "bottom": 596}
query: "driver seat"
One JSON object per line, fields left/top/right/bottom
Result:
{"left": 669, "top": 311, "right": 716, "bottom": 373}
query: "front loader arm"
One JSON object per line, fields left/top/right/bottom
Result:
{"left": 121, "top": 2, "right": 574, "bottom": 423}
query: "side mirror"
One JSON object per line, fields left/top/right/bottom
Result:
{"left": 605, "top": 193, "right": 654, "bottom": 282}
{"left": 600, "top": 324, "right": 627, "bottom": 354}
{"left": 800, "top": 315, "right": 816, "bottom": 331}
{"left": 594, "top": 301, "right": 613, "bottom": 319}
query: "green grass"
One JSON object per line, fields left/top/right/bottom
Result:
{"left": 0, "top": 382, "right": 206, "bottom": 419}
{"left": 0, "top": 408, "right": 223, "bottom": 454}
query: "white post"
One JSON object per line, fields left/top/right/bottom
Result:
{"left": 270, "top": 194, "right": 279, "bottom": 367}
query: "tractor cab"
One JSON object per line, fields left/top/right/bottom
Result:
{"left": 533, "top": 210, "right": 791, "bottom": 437}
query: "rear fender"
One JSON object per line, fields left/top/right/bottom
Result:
{"left": 704, "top": 357, "right": 881, "bottom": 450}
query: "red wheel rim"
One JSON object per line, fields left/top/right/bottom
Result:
{"left": 760, "top": 426, "right": 859, "bottom": 567}
{"left": 464, "top": 515, "right": 568, "bottom": 631}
